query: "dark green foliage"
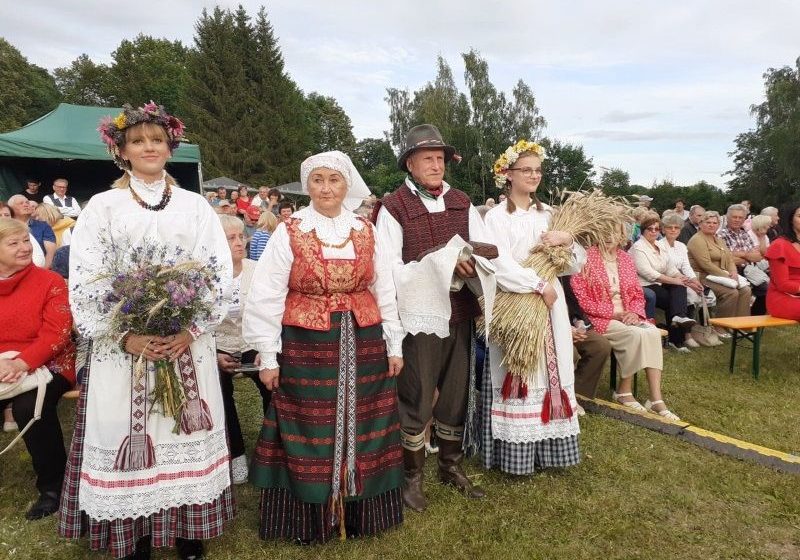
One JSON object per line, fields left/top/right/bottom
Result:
{"left": 182, "top": 6, "right": 313, "bottom": 185}
{"left": 306, "top": 92, "right": 356, "bottom": 156}
{"left": 53, "top": 54, "right": 111, "bottom": 106}
{"left": 728, "top": 57, "right": 800, "bottom": 210}
{"left": 0, "top": 38, "right": 60, "bottom": 132}
{"left": 353, "top": 137, "right": 405, "bottom": 197}
{"left": 105, "top": 35, "right": 189, "bottom": 113}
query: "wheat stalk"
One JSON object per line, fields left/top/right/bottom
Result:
{"left": 484, "top": 189, "right": 632, "bottom": 384}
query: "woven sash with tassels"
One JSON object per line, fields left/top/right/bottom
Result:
{"left": 328, "top": 312, "right": 362, "bottom": 539}
{"left": 114, "top": 348, "right": 212, "bottom": 471}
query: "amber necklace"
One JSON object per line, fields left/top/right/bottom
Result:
{"left": 129, "top": 183, "right": 172, "bottom": 211}
{"left": 318, "top": 234, "right": 352, "bottom": 249}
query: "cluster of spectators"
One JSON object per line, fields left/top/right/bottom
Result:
{"left": 625, "top": 197, "right": 797, "bottom": 343}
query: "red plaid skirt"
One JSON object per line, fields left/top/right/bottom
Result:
{"left": 58, "top": 366, "right": 235, "bottom": 559}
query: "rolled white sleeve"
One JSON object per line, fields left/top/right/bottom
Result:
{"left": 242, "top": 223, "right": 292, "bottom": 369}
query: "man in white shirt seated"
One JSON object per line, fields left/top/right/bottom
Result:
{"left": 42, "top": 178, "right": 81, "bottom": 219}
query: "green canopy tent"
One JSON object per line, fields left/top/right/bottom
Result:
{"left": 0, "top": 103, "right": 202, "bottom": 202}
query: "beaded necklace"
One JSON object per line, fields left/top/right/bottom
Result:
{"left": 129, "top": 183, "right": 172, "bottom": 211}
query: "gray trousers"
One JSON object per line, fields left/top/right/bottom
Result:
{"left": 397, "top": 320, "right": 472, "bottom": 437}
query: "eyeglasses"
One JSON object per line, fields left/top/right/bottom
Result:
{"left": 645, "top": 226, "right": 660, "bottom": 232}
{"left": 508, "top": 167, "right": 541, "bottom": 178}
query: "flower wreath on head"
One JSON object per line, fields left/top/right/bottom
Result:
{"left": 493, "top": 139, "right": 546, "bottom": 188}
{"left": 98, "top": 101, "right": 186, "bottom": 170}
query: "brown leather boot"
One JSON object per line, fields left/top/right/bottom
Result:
{"left": 402, "top": 447, "right": 427, "bottom": 512}
{"left": 437, "top": 439, "right": 486, "bottom": 499}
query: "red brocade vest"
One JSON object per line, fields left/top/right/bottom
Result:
{"left": 378, "top": 183, "right": 481, "bottom": 324}
{"left": 282, "top": 217, "right": 382, "bottom": 331}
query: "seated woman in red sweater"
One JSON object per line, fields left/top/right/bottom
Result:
{"left": 765, "top": 203, "right": 800, "bottom": 320}
{"left": 0, "top": 217, "right": 75, "bottom": 520}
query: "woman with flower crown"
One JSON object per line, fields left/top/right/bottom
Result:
{"left": 59, "top": 103, "right": 234, "bottom": 560}
{"left": 479, "top": 140, "right": 585, "bottom": 475}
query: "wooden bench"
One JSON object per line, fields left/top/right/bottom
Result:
{"left": 709, "top": 315, "right": 799, "bottom": 379}
{"left": 609, "top": 328, "right": 668, "bottom": 396}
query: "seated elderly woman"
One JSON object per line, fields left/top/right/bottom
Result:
{"left": 658, "top": 212, "right": 707, "bottom": 347}
{"left": 687, "top": 211, "right": 751, "bottom": 332}
{"left": 630, "top": 216, "right": 697, "bottom": 352}
{"left": 571, "top": 225, "right": 679, "bottom": 421}
{"left": 0, "top": 218, "right": 75, "bottom": 520}
{"left": 214, "top": 214, "right": 271, "bottom": 485}
{"left": 243, "top": 151, "right": 405, "bottom": 543}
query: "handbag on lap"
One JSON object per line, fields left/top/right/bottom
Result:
{"left": 0, "top": 351, "right": 53, "bottom": 456}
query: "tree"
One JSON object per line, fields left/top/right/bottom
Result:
{"left": 727, "top": 57, "right": 800, "bottom": 208}
{"left": 539, "top": 139, "right": 594, "bottom": 201}
{"left": 183, "top": 6, "right": 312, "bottom": 184}
{"left": 306, "top": 92, "right": 356, "bottom": 155}
{"left": 106, "top": 35, "right": 189, "bottom": 112}
{"left": 53, "top": 54, "right": 110, "bottom": 106}
{"left": 0, "top": 38, "right": 60, "bottom": 132}
{"left": 353, "top": 138, "right": 405, "bottom": 197}
{"left": 385, "top": 50, "right": 547, "bottom": 203}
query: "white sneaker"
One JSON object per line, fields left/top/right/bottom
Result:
{"left": 3, "top": 421, "right": 18, "bottom": 432}
{"left": 672, "top": 316, "right": 696, "bottom": 327}
{"left": 668, "top": 342, "right": 691, "bottom": 354}
{"left": 231, "top": 454, "right": 248, "bottom": 485}
{"left": 576, "top": 404, "right": 586, "bottom": 416}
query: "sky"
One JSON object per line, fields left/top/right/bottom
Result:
{"left": 2, "top": 0, "right": 798, "bottom": 188}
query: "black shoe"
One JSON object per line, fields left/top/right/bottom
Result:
{"left": 123, "top": 536, "right": 152, "bottom": 560}
{"left": 176, "top": 538, "right": 204, "bottom": 560}
{"left": 25, "top": 491, "right": 60, "bottom": 520}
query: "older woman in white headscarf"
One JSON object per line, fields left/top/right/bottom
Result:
{"left": 243, "top": 151, "right": 405, "bottom": 543}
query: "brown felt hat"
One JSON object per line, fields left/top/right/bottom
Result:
{"left": 397, "top": 124, "right": 457, "bottom": 172}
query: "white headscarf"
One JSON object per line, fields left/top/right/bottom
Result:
{"left": 300, "top": 150, "right": 372, "bottom": 212}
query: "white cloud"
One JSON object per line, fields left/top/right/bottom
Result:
{"left": 1, "top": 0, "right": 798, "bottom": 188}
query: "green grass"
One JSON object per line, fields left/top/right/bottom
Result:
{"left": 2, "top": 327, "right": 800, "bottom": 559}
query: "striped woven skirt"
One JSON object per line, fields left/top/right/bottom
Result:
{"left": 251, "top": 311, "right": 403, "bottom": 542}
{"left": 58, "top": 360, "right": 235, "bottom": 559}
{"left": 479, "top": 348, "right": 581, "bottom": 475}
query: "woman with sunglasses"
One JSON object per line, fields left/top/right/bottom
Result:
{"left": 630, "top": 216, "right": 696, "bottom": 352}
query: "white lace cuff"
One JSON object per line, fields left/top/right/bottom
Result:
{"left": 259, "top": 351, "right": 279, "bottom": 369}
{"left": 383, "top": 323, "right": 405, "bottom": 358}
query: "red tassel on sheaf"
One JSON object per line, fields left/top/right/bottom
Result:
{"left": 501, "top": 372, "right": 528, "bottom": 401}
{"left": 179, "top": 398, "right": 214, "bottom": 435}
{"left": 114, "top": 434, "right": 156, "bottom": 471}
{"left": 541, "top": 388, "right": 574, "bottom": 424}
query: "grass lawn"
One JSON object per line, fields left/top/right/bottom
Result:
{"left": 2, "top": 326, "right": 799, "bottom": 559}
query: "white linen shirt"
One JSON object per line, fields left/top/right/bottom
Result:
{"left": 375, "top": 177, "right": 490, "bottom": 275}
{"left": 43, "top": 193, "right": 82, "bottom": 218}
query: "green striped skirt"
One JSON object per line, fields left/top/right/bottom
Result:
{"left": 251, "top": 311, "right": 403, "bottom": 542}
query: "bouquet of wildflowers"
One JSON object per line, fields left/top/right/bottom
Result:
{"left": 98, "top": 239, "right": 222, "bottom": 432}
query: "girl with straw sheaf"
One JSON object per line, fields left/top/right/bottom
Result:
{"left": 479, "top": 140, "right": 586, "bottom": 475}
{"left": 60, "top": 103, "right": 234, "bottom": 560}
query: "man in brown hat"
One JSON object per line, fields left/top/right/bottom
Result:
{"left": 373, "top": 123, "right": 489, "bottom": 512}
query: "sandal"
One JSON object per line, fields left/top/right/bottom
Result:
{"left": 644, "top": 400, "right": 681, "bottom": 422}
{"left": 612, "top": 391, "right": 646, "bottom": 412}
